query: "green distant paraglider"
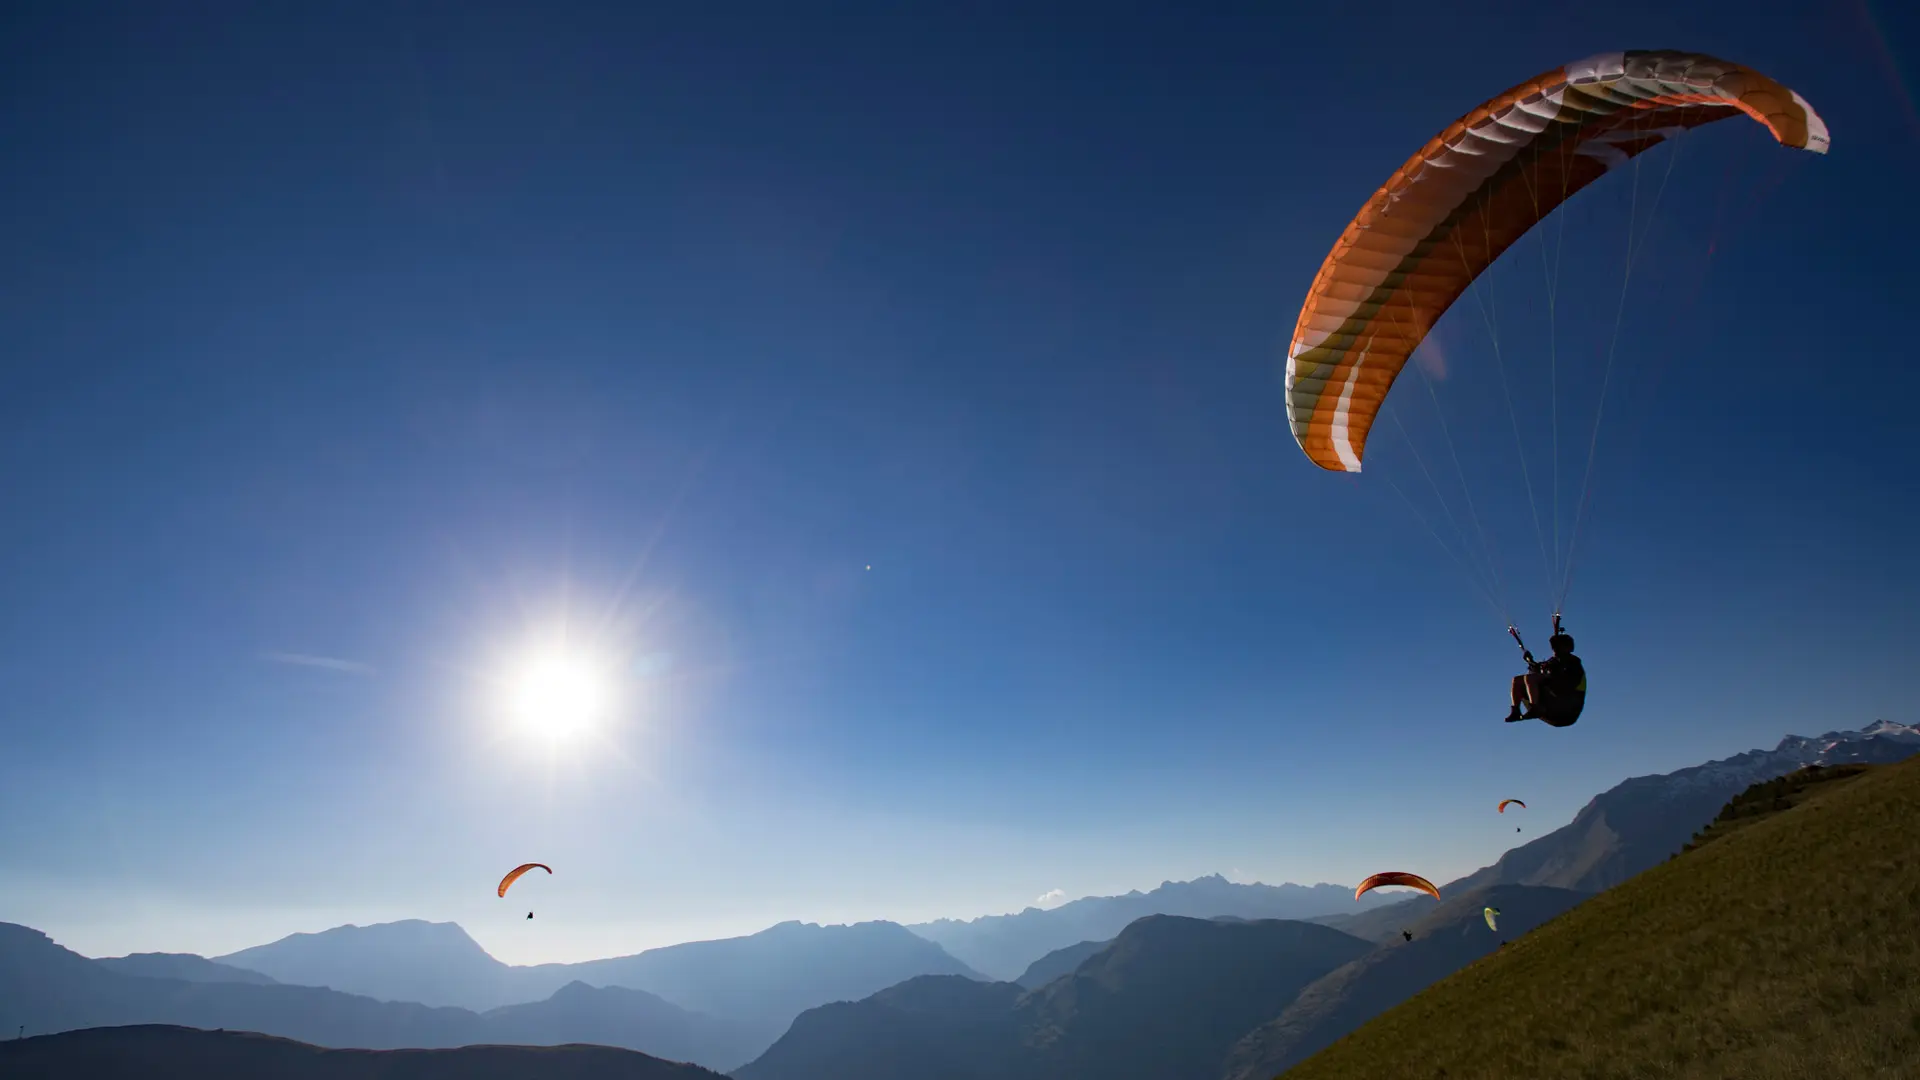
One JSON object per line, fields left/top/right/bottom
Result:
{"left": 1484, "top": 906, "right": 1501, "bottom": 932}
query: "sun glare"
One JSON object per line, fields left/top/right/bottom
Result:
{"left": 506, "top": 650, "right": 613, "bottom": 744}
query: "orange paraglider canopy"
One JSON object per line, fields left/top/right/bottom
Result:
{"left": 1498, "top": 799, "right": 1527, "bottom": 813}
{"left": 497, "top": 863, "right": 552, "bottom": 898}
{"left": 1283, "top": 50, "right": 1829, "bottom": 473}
{"left": 1355, "top": 871, "right": 1440, "bottom": 901}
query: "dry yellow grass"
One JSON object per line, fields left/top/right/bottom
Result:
{"left": 1279, "top": 756, "right": 1920, "bottom": 1079}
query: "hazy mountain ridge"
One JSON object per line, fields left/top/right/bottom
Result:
{"left": 0, "top": 923, "right": 760, "bottom": 1072}
{"left": 215, "top": 920, "right": 517, "bottom": 1011}
{"left": 93, "top": 952, "right": 279, "bottom": 986}
{"left": 486, "top": 981, "right": 765, "bottom": 1071}
{"left": 537, "top": 919, "right": 986, "bottom": 1028}
{"left": 1015, "top": 939, "right": 1110, "bottom": 990}
{"left": 735, "top": 915, "right": 1375, "bottom": 1080}
{"left": 211, "top": 916, "right": 980, "bottom": 1045}
{"left": 908, "top": 875, "right": 1397, "bottom": 980}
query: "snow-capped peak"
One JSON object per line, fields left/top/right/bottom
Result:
{"left": 1620, "top": 720, "right": 1920, "bottom": 802}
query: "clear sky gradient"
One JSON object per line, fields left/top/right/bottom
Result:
{"left": 4, "top": 1, "right": 1916, "bottom": 965}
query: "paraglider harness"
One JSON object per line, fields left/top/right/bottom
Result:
{"left": 1509, "top": 614, "right": 1585, "bottom": 726}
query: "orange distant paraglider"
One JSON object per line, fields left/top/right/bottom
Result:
{"left": 1355, "top": 871, "right": 1440, "bottom": 902}
{"left": 497, "top": 863, "right": 552, "bottom": 898}
{"left": 1498, "top": 799, "right": 1527, "bottom": 813}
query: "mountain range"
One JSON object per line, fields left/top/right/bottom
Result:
{"left": 210, "top": 917, "right": 981, "bottom": 1058}
{"left": 907, "top": 877, "right": 1399, "bottom": 981}
{"left": 736, "top": 915, "right": 1376, "bottom": 1080}
{"left": 5, "top": 719, "right": 1911, "bottom": 1078}
{"left": 0, "top": 922, "right": 763, "bottom": 1072}
{"left": 1015, "top": 938, "right": 1110, "bottom": 990}
{"left": 734, "top": 886, "right": 1584, "bottom": 1080}
{"left": 92, "top": 952, "right": 279, "bottom": 986}
{"left": 709, "top": 718, "right": 1920, "bottom": 1078}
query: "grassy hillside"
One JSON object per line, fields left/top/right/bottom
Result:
{"left": 1223, "top": 885, "right": 1588, "bottom": 1080}
{"left": 1278, "top": 757, "right": 1920, "bottom": 1079}
{"left": 1675, "top": 763, "right": 1875, "bottom": 855}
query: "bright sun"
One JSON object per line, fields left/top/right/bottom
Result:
{"left": 506, "top": 650, "right": 614, "bottom": 744}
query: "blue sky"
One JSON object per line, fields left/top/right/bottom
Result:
{"left": 3, "top": 1, "right": 1916, "bottom": 965}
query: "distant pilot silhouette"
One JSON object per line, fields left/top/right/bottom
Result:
{"left": 526, "top": 912, "right": 534, "bottom": 919}
{"left": 1401, "top": 930, "right": 1413, "bottom": 942}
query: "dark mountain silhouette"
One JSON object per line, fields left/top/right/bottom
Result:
{"left": 215, "top": 920, "right": 516, "bottom": 1011}
{"left": 519, "top": 919, "right": 984, "bottom": 1040}
{"left": 0, "top": 1024, "right": 725, "bottom": 1079}
{"left": 1018, "top": 915, "right": 1375, "bottom": 1080}
{"left": 907, "top": 875, "right": 1396, "bottom": 980}
{"left": 0, "top": 923, "right": 757, "bottom": 1071}
{"left": 1221, "top": 884, "right": 1588, "bottom": 1080}
{"left": 735, "top": 915, "right": 1373, "bottom": 1080}
{"left": 214, "top": 916, "right": 982, "bottom": 1047}
{"left": 735, "top": 975, "right": 1027, "bottom": 1080}
{"left": 1315, "top": 719, "right": 1920, "bottom": 940}
{"left": 93, "top": 952, "right": 278, "bottom": 985}
{"left": 1014, "top": 938, "right": 1109, "bottom": 990}
{"left": 485, "top": 981, "right": 767, "bottom": 1073}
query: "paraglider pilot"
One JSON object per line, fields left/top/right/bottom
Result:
{"left": 1504, "top": 616, "right": 1585, "bottom": 727}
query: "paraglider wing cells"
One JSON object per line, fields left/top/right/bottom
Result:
{"left": 1284, "top": 50, "right": 1830, "bottom": 473}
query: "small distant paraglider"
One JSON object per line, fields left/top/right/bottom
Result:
{"left": 1500, "top": 800, "right": 1526, "bottom": 834}
{"left": 1484, "top": 906, "right": 1501, "bottom": 932}
{"left": 499, "top": 863, "right": 551, "bottom": 919}
{"left": 1355, "top": 872, "right": 1440, "bottom": 902}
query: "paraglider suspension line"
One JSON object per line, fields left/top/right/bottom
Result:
{"left": 1560, "top": 117, "right": 1684, "bottom": 612}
